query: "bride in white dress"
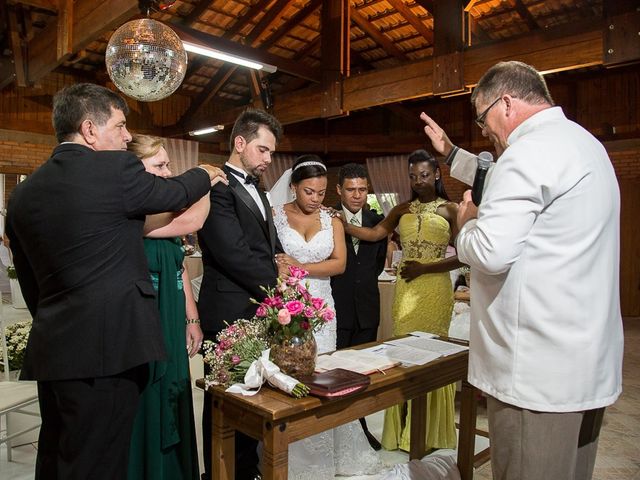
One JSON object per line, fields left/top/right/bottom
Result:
{"left": 269, "top": 155, "right": 381, "bottom": 479}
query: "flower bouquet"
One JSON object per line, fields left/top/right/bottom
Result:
{"left": 0, "top": 320, "right": 32, "bottom": 372}
{"left": 254, "top": 265, "right": 335, "bottom": 377}
{"left": 202, "top": 318, "right": 310, "bottom": 398}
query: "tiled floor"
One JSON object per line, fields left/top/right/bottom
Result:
{"left": 2, "top": 301, "right": 639, "bottom": 479}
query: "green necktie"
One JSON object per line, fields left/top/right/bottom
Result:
{"left": 350, "top": 216, "right": 360, "bottom": 253}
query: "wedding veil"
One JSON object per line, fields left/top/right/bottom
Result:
{"left": 268, "top": 168, "right": 294, "bottom": 207}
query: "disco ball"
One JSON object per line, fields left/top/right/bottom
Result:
{"left": 105, "top": 18, "right": 187, "bottom": 102}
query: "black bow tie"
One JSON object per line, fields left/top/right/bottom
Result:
{"left": 230, "top": 169, "right": 260, "bottom": 187}
{"left": 244, "top": 174, "right": 260, "bottom": 187}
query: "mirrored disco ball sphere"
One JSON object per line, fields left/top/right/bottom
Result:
{"left": 105, "top": 19, "right": 187, "bottom": 102}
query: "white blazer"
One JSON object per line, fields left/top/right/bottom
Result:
{"left": 456, "top": 107, "right": 623, "bottom": 412}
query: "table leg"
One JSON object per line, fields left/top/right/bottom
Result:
{"left": 457, "top": 381, "right": 477, "bottom": 480}
{"left": 409, "top": 395, "right": 427, "bottom": 460}
{"left": 212, "top": 397, "right": 235, "bottom": 480}
{"left": 262, "top": 420, "right": 289, "bottom": 480}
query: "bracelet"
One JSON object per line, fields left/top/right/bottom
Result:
{"left": 185, "top": 318, "right": 201, "bottom": 325}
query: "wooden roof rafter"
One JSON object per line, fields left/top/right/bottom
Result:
{"left": 350, "top": 6, "right": 408, "bottom": 61}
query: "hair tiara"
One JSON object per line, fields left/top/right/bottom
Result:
{"left": 293, "top": 161, "right": 326, "bottom": 171}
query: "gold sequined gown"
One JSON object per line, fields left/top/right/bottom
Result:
{"left": 381, "top": 198, "right": 456, "bottom": 452}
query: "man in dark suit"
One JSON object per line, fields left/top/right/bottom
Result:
{"left": 5, "top": 83, "right": 224, "bottom": 480}
{"left": 331, "top": 163, "right": 387, "bottom": 449}
{"left": 197, "top": 109, "right": 283, "bottom": 480}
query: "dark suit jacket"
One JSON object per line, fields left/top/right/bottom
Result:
{"left": 5, "top": 143, "right": 211, "bottom": 381}
{"left": 331, "top": 205, "right": 387, "bottom": 331}
{"left": 197, "top": 165, "right": 282, "bottom": 335}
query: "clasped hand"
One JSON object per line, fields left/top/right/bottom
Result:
{"left": 275, "top": 253, "right": 301, "bottom": 277}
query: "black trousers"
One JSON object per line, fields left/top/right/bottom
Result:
{"left": 35, "top": 364, "right": 148, "bottom": 480}
{"left": 202, "top": 331, "right": 259, "bottom": 480}
{"left": 337, "top": 325, "right": 378, "bottom": 350}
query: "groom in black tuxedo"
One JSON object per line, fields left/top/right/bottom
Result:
{"left": 197, "top": 109, "right": 283, "bottom": 480}
{"left": 6, "top": 83, "right": 223, "bottom": 480}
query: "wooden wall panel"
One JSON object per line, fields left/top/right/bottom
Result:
{"left": 619, "top": 179, "right": 640, "bottom": 317}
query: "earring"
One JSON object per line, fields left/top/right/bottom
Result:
{"left": 290, "top": 189, "right": 296, "bottom": 200}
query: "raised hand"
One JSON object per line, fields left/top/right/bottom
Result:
{"left": 420, "top": 112, "right": 454, "bottom": 157}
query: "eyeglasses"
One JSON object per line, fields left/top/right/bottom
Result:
{"left": 475, "top": 97, "right": 502, "bottom": 129}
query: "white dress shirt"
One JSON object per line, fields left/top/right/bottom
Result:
{"left": 225, "top": 162, "right": 266, "bottom": 220}
{"left": 341, "top": 206, "right": 363, "bottom": 227}
{"left": 456, "top": 107, "right": 623, "bottom": 412}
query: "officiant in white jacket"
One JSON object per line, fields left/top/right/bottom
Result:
{"left": 423, "top": 61, "right": 623, "bottom": 480}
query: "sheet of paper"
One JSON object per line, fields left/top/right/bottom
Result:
{"left": 361, "top": 344, "right": 441, "bottom": 366}
{"left": 385, "top": 336, "right": 468, "bottom": 356}
{"left": 408, "top": 331, "right": 438, "bottom": 338}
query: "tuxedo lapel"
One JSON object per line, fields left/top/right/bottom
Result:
{"left": 224, "top": 166, "right": 270, "bottom": 240}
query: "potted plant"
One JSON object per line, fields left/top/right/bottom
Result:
{"left": 7, "top": 265, "right": 27, "bottom": 309}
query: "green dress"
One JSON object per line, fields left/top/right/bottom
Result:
{"left": 381, "top": 198, "right": 457, "bottom": 452}
{"left": 128, "top": 238, "right": 199, "bottom": 480}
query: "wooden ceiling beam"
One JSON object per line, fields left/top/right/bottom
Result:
{"left": 26, "top": 0, "right": 139, "bottom": 83}
{"left": 350, "top": 7, "right": 408, "bottom": 61}
{"left": 321, "top": 0, "right": 349, "bottom": 118}
{"left": 7, "top": 6, "right": 27, "bottom": 87}
{"left": 56, "top": 0, "right": 73, "bottom": 60}
{"left": 179, "top": 0, "right": 211, "bottom": 26}
{"left": 245, "top": 0, "right": 291, "bottom": 47}
{"left": 260, "top": 0, "right": 322, "bottom": 50}
{"left": 386, "top": 0, "right": 433, "bottom": 44}
{"left": 413, "top": 0, "right": 434, "bottom": 15}
{"left": 223, "top": 0, "right": 273, "bottom": 40}
{"left": 344, "top": 19, "right": 603, "bottom": 112}
{"left": 507, "top": 0, "right": 540, "bottom": 31}
{"left": 7, "top": 0, "right": 57, "bottom": 13}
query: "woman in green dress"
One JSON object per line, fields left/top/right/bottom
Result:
{"left": 345, "top": 149, "right": 464, "bottom": 452}
{"left": 127, "top": 134, "right": 212, "bottom": 480}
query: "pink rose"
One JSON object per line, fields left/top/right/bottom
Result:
{"left": 286, "top": 275, "right": 300, "bottom": 286}
{"left": 303, "top": 306, "right": 315, "bottom": 318}
{"left": 219, "top": 339, "right": 231, "bottom": 350}
{"left": 264, "top": 296, "right": 283, "bottom": 308}
{"left": 277, "top": 308, "right": 291, "bottom": 325}
{"left": 231, "top": 355, "right": 241, "bottom": 365}
{"left": 289, "top": 265, "right": 308, "bottom": 279}
{"left": 255, "top": 305, "right": 268, "bottom": 317}
{"left": 300, "top": 320, "right": 310, "bottom": 330}
{"left": 311, "top": 297, "right": 325, "bottom": 310}
{"left": 285, "top": 300, "right": 304, "bottom": 316}
{"left": 321, "top": 308, "right": 335, "bottom": 322}
{"left": 297, "top": 283, "right": 312, "bottom": 301}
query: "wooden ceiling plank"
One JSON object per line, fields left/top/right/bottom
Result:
{"left": 260, "top": 0, "right": 322, "bottom": 50}
{"left": 508, "top": 0, "right": 540, "bottom": 30}
{"left": 350, "top": 7, "right": 407, "bottom": 61}
{"left": 7, "top": 0, "right": 57, "bottom": 13}
{"left": 56, "top": 0, "right": 73, "bottom": 61}
{"left": 27, "top": 0, "right": 139, "bottom": 83}
{"left": 386, "top": 0, "right": 433, "bottom": 44}
{"left": 433, "top": 0, "right": 464, "bottom": 56}
{"left": 179, "top": 0, "right": 211, "bottom": 26}
{"left": 224, "top": 0, "right": 274, "bottom": 40}
{"left": 245, "top": 0, "right": 291, "bottom": 47}
{"left": 413, "top": 0, "right": 433, "bottom": 15}
{"left": 172, "top": 23, "right": 321, "bottom": 82}
{"left": 7, "top": 6, "right": 27, "bottom": 87}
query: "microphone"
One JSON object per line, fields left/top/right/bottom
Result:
{"left": 471, "top": 151, "right": 493, "bottom": 206}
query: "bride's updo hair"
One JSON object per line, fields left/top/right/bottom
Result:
{"left": 290, "top": 154, "right": 327, "bottom": 184}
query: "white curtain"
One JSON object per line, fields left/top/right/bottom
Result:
{"left": 366, "top": 155, "right": 412, "bottom": 215}
{"left": 262, "top": 153, "right": 297, "bottom": 190}
{"left": 164, "top": 138, "right": 199, "bottom": 175}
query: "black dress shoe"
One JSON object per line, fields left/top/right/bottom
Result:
{"left": 364, "top": 429, "right": 382, "bottom": 451}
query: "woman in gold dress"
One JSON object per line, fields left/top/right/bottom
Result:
{"left": 344, "top": 149, "right": 463, "bottom": 452}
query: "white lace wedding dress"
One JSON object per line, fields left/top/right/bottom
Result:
{"left": 273, "top": 205, "right": 381, "bottom": 479}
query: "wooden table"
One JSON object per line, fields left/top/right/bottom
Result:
{"left": 198, "top": 345, "right": 478, "bottom": 480}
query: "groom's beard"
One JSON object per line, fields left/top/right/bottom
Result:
{"left": 239, "top": 151, "right": 265, "bottom": 178}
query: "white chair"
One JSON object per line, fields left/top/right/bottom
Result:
{"left": 0, "top": 305, "right": 40, "bottom": 462}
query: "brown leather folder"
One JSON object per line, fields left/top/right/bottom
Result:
{"left": 301, "top": 368, "right": 371, "bottom": 398}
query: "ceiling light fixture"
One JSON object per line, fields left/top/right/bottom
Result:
{"left": 189, "top": 125, "right": 225, "bottom": 136}
{"left": 182, "top": 41, "right": 277, "bottom": 73}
